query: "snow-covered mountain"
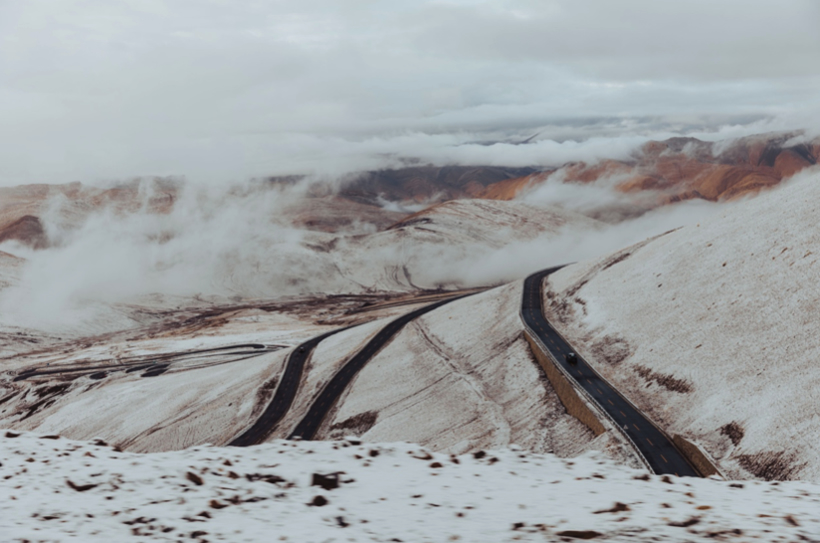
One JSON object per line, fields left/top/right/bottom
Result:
{"left": 544, "top": 167, "right": 820, "bottom": 481}
{"left": 2, "top": 134, "right": 820, "bottom": 541}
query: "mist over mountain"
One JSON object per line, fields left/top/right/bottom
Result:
{"left": 4, "top": 2, "right": 820, "bottom": 541}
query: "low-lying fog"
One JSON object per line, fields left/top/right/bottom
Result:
{"left": 0, "top": 146, "right": 728, "bottom": 331}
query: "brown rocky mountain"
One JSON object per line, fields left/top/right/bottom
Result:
{"left": 335, "top": 165, "right": 538, "bottom": 205}
{"left": 0, "top": 215, "right": 48, "bottom": 249}
{"left": 1, "top": 133, "right": 816, "bottom": 250}
{"left": 0, "top": 179, "right": 178, "bottom": 250}
{"left": 473, "top": 133, "right": 819, "bottom": 204}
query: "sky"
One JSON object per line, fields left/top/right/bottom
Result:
{"left": 1, "top": 0, "right": 820, "bottom": 185}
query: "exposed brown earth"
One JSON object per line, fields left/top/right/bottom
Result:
{"left": 282, "top": 196, "right": 407, "bottom": 232}
{"left": 335, "top": 165, "right": 537, "bottom": 205}
{"left": 1, "top": 133, "right": 814, "bottom": 251}
{"left": 0, "top": 178, "right": 178, "bottom": 249}
{"left": 473, "top": 174, "right": 544, "bottom": 201}
{"left": 0, "top": 216, "right": 48, "bottom": 249}
{"left": 472, "top": 133, "right": 819, "bottom": 206}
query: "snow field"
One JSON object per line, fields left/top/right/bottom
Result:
{"left": 2, "top": 431, "right": 820, "bottom": 542}
{"left": 266, "top": 315, "right": 411, "bottom": 441}
{"left": 17, "top": 348, "right": 289, "bottom": 453}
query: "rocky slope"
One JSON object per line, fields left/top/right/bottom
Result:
{"left": 334, "top": 165, "right": 538, "bottom": 205}
{"left": 478, "top": 133, "right": 820, "bottom": 206}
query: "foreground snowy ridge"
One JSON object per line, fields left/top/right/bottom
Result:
{"left": 2, "top": 431, "right": 819, "bottom": 542}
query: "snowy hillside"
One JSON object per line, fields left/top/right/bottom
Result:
{"left": 0, "top": 188, "right": 617, "bottom": 458}
{"left": 3, "top": 431, "right": 820, "bottom": 542}
{"left": 544, "top": 168, "right": 820, "bottom": 482}
{"left": 313, "top": 283, "right": 631, "bottom": 463}
{"left": 324, "top": 199, "right": 605, "bottom": 292}
{"left": 0, "top": 293, "right": 462, "bottom": 452}
{"left": 0, "top": 184, "right": 605, "bottom": 335}
{"left": 0, "top": 284, "right": 632, "bottom": 465}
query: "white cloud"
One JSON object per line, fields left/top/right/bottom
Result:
{"left": 0, "top": 0, "right": 819, "bottom": 185}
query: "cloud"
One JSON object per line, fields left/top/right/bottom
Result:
{"left": 0, "top": 168, "right": 726, "bottom": 332}
{"left": 0, "top": 1, "right": 815, "bottom": 332}
{"left": 0, "top": 1, "right": 819, "bottom": 185}
{"left": 0, "top": 180, "right": 352, "bottom": 330}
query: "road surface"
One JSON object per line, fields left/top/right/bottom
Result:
{"left": 522, "top": 268, "right": 700, "bottom": 477}
{"left": 289, "top": 293, "right": 475, "bottom": 441}
{"left": 228, "top": 329, "right": 349, "bottom": 447}
{"left": 13, "top": 344, "right": 275, "bottom": 382}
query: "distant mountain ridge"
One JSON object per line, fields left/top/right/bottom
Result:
{"left": 336, "top": 165, "right": 538, "bottom": 205}
{"left": 330, "top": 132, "right": 819, "bottom": 206}
{"left": 2, "top": 132, "right": 816, "bottom": 250}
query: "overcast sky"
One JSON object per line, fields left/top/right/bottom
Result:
{"left": 2, "top": 0, "right": 819, "bottom": 185}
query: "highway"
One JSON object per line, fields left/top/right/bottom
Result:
{"left": 522, "top": 268, "right": 700, "bottom": 477}
{"left": 228, "top": 328, "right": 349, "bottom": 446}
{"left": 13, "top": 344, "right": 275, "bottom": 382}
{"left": 288, "top": 293, "right": 474, "bottom": 441}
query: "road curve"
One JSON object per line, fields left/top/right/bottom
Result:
{"left": 522, "top": 268, "right": 700, "bottom": 477}
{"left": 228, "top": 329, "right": 350, "bottom": 447}
{"left": 289, "top": 293, "right": 475, "bottom": 441}
{"left": 13, "top": 344, "right": 275, "bottom": 382}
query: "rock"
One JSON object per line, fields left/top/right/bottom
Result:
{"left": 185, "top": 472, "right": 204, "bottom": 486}
{"left": 66, "top": 480, "right": 99, "bottom": 492}
{"left": 593, "top": 502, "right": 630, "bottom": 514}
{"left": 311, "top": 472, "right": 341, "bottom": 491}
{"left": 555, "top": 530, "right": 603, "bottom": 539}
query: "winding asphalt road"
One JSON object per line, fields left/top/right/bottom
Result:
{"left": 228, "top": 328, "right": 350, "bottom": 446}
{"left": 288, "top": 293, "right": 475, "bottom": 441}
{"left": 13, "top": 344, "right": 274, "bottom": 382}
{"left": 522, "top": 268, "right": 699, "bottom": 477}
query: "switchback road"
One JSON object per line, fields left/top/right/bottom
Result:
{"left": 522, "top": 268, "right": 699, "bottom": 477}
{"left": 13, "top": 344, "right": 276, "bottom": 382}
{"left": 289, "top": 293, "right": 476, "bottom": 441}
{"left": 229, "top": 328, "right": 350, "bottom": 446}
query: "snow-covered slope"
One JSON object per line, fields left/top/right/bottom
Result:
{"left": 0, "top": 295, "right": 459, "bottom": 452}
{"left": 5, "top": 166, "right": 820, "bottom": 489}
{"left": 0, "top": 192, "right": 613, "bottom": 458}
{"left": 543, "top": 168, "right": 820, "bottom": 481}
{"left": 0, "top": 186, "right": 603, "bottom": 337}
{"left": 3, "top": 431, "right": 820, "bottom": 542}
{"left": 0, "top": 284, "right": 621, "bottom": 464}
{"left": 326, "top": 199, "right": 604, "bottom": 292}
{"left": 312, "top": 283, "right": 634, "bottom": 463}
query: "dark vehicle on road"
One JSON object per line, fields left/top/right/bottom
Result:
{"left": 565, "top": 352, "right": 578, "bottom": 365}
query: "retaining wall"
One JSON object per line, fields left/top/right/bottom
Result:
{"left": 524, "top": 328, "right": 722, "bottom": 478}
{"left": 524, "top": 330, "right": 606, "bottom": 437}
{"left": 673, "top": 434, "right": 721, "bottom": 478}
